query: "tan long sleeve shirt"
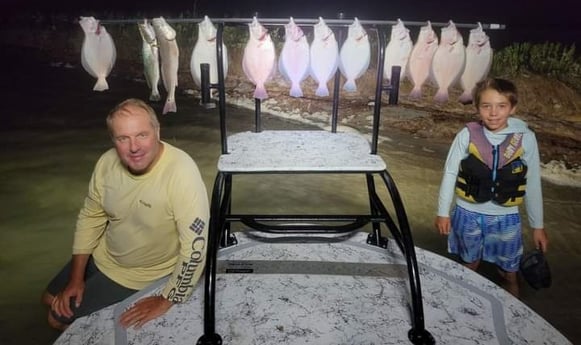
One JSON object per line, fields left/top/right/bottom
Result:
{"left": 72, "top": 142, "right": 209, "bottom": 303}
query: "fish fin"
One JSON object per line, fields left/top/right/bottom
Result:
{"left": 315, "top": 84, "right": 329, "bottom": 97}
{"left": 458, "top": 91, "right": 473, "bottom": 104}
{"left": 343, "top": 79, "right": 357, "bottom": 93}
{"left": 433, "top": 89, "right": 449, "bottom": 103}
{"left": 163, "top": 99, "right": 177, "bottom": 114}
{"left": 408, "top": 86, "right": 422, "bottom": 99}
{"left": 290, "top": 83, "right": 303, "bottom": 98}
{"left": 253, "top": 85, "right": 269, "bottom": 100}
{"left": 93, "top": 77, "right": 109, "bottom": 91}
{"left": 150, "top": 90, "right": 161, "bottom": 102}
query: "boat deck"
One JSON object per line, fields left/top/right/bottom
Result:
{"left": 53, "top": 232, "right": 570, "bottom": 345}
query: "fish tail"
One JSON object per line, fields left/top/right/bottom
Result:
{"left": 253, "top": 85, "right": 269, "bottom": 100}
{"left": 343, "top": 79, "right": 357, "bottom": 93}
{"left": 150, "top": 89, "right": 161, "bottom": 102}
{"left": 315, "top": 84, "right": 329, "bottom": 97}
{"left": 163, "top": 99, "right": 177, "bottom": 114}
{"left": 93, "top": 77, "right": 109, "bottom": 91}
{"left": 458, "top": 91, "right": 473, "bottom": 104}
{"left": 289, "top": 83, "right": 303, "bottom": 98}
{"left": 433, "top": 89, "right": 449, "bottom": 103}
{"left": 408, "top": 86, "right": 422, "bottom": 99}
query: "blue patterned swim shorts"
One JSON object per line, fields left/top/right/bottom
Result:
{"left": 449, "top": 205, "right": 523, "bottom": 272}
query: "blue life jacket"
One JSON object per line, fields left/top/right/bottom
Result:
{"left": 455, "top": 122, "right": 527, "bottom": 206}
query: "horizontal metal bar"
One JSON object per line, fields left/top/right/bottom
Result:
{"left": 226, "top": 214, "right": 387, "bottom": 222}
{"left": 239, "top": 217, "right": 370, "bottom": 233}
{"left": 98, "top": 17, "right": 505, "bottom": 30}
{"left": 224, "top": 214, "right": 394, "bottom": 233}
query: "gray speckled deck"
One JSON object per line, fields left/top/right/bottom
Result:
{"left": 53, "top": 232, "right": 571, "bottom": 345}
{"left": 217, "top": 131, "right": 386, "bottom": 172}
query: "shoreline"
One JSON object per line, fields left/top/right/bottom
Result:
{"left": 198, "top": 89, "right": 581, "bottom": 188}
{"left": 3, "top": 39, "right": 579, "bottom": 186}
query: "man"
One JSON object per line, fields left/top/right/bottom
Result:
{"left": 42, "top": 98, "right": 209, "bottom": 329}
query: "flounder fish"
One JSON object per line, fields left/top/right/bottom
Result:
{"left": 79, "top": 16, "right": 116, "bottom": 91}
{"left": 431, "top": 20, "right": 466, "bottom": 103}
{"left": 459, "top": 23, "right": 493, "bottom": 104}
{"left": 190, "top": 16, "right": 229, "bottom": 88}
{"left": 407, "top": 21, "right": 438, "bottom": 99}
{"left": 278, "top": 17, "right": 310, "bottom": 98}
{"left": 309, "top": 17, "right": 339, "bottom": 97}
{"left": 384, "top": 19, "right": 412, "bottom": 82}
{"left": 339, "top": 18, "right": 370, "bottom": 92}
{"left": 242, "top": 17, "right": 276, "bottom": 100}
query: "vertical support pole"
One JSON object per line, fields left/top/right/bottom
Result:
{"left": 197, "top": 173, "right": 225, "bottom": 345}
{"left": 330, "top": 12, "right": 345, "bottom": 133}
{"left": 255, "top": 99, "right": 262, "bottom": 132}
{"left": 365, "top": 173, "right": 388, "bottom": 248}
{"left": 388, "top": 65, "right": 401, "bottom": 105}
{"left": 378, "top": 171, "right": 435, "bottom": 345}
{"left": 200, "top": 63, "right": 215, "bottom": 109}
{"left": 216, "top": 23, "right": 227, "bottom": 155}
{"left": 371, "top": 26, "right": 387, "bottom": 155}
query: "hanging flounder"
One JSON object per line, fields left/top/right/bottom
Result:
{"left": 431, "top": 20, "right": 466, "bottom": 103}
{"left": 459, "top": 23, "right": 493, "bottom": 104}
{"left": 383, "top": 19, "right": 412, "bottom": 82}
{"left": 309, "top": 17, "right": 339, "bottom": 97}
{"left": 278, "top": 17, "right": 310, "bottom": 98}
{"left": 190, "top": 16, "right": 229, "bottom": 88}
{"left": 407, "top": 21, "right": 438, "bottom": 99}
{"left": 138, "top": 19, "right": 161, "bottom": 101}
{"left": 242, "top": 17, "right": 276, "bottom": 100}
{"left": 152, "top": 17, "right": 180, "bottom": 114}
{"left": 79, "top": 16, "right": 116, "bottom": 91}
{"left": 339, "top": 18, "right": 370, "bottom": 92}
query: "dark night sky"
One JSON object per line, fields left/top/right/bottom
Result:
{"left": 2, "top": 0, "right": 579, "bottom": 48}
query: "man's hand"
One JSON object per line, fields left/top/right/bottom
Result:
{"left": 119, "top": 295, "right": 173, "bottom": 329}
{"left": 51, "top": 254, "right": 91, "bottom": 319}
{"left": 434, "top": 216, "right": 451, "bottom": 235}
{"left": 51, "top": 281, "right": 85, "bottom": 319}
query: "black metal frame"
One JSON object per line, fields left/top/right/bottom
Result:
{"left": 197, "top": 18, "right": 435, "bottom": 345}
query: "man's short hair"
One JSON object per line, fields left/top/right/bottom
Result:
{"left": 106, "top": 98, "right": 160, "bottom": 133}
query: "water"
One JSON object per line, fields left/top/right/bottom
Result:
{"left": 1, "top": 48, "right": 580, "bottom": 344}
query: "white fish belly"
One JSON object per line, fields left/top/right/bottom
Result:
{"left": 81, "top": 33, "right": 116, "bottom": 91}
{"left": 310, "top": 41, "right": 338, "bottom": 96}
{"left": 279, "top": 41, "right": 310, "bottom": 97}
{"left": 384, "top": 41, "right": 412, "bottom": 81}
{"left": 339, "top": 40, "right": 370, "bottom": 92}
{"left": 460, "top": 48, "right": 492, "bottom": 92}
{"left": 432, "top": 44, "right": 466, "bottom": 94}
{"left": 190, "top": 41, "right": 229, "bottom": 87}
{"left": 279, "top": 41, "right": 310, "bottom": 83}
{"left": 242, "top": 41, "right": 276, "bottom": 99}
{"left": 81, "top": 38, "right": 98, "bottom": 78}
{"left": 408, "top": 43, "right": 437, "bottom": 91}
{"left": 310, "top": 43, "right": 338, "bottom": 83}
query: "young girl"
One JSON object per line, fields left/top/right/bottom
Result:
{"left": 434, "top": 78, "right": 549, "bottom": 297}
